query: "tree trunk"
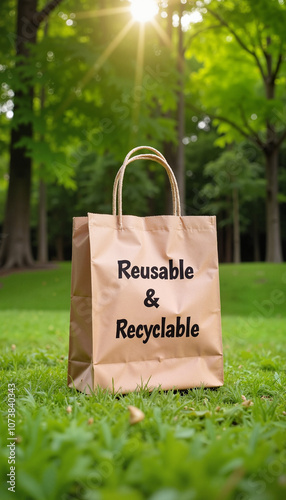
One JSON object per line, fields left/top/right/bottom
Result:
{"left": 37, "top": 21, "right": 48, "bottom": 265}
{"left": 217, "top": 224, "right": 224, "bottom": 263}
{"left": 175, "top": 2, "right": 186, "bottom": 215}
{"left": 0, "top": 0, "right": 37, "bottom": 269}
{"left": 0, "top": 128, "right": 34, "bottom": 268}
{"left": 163, "top": 1, "right": 186, "bottom": 215}
{"left": 0, "top": 0, "right": 62, "bottom": 269}
{"left": 163, "top": 1, "right": 175, "bottom": 215}
{"left": 232, "top": 187, "right": 241, "bottom": 263}
{"left": 38, "top": 179, "right": 48, "bottom": 264}
{"left": 263, "top": 65, "right": 283, "bottom": 262}
{"left": 252, "top": 206, "right": 261, "bottom": 262}
{"left": 55, "top": 234, "right": 64, "bottom": 261}
{"left": 265, "top": 147, "right": 283, "bottom": 262}
{"left": 225, "top": 218, "right": 232, "bottom": 263}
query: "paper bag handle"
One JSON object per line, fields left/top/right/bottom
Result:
{"left": 113, "top": 146, "right": 181, "bottom": 227}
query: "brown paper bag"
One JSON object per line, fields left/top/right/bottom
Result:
{"left": 68, "top": 146, "right": 223, "bottom": 394}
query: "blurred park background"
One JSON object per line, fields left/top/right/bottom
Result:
{"left": 1, "top": 3, "right": 286, "bottom": 498}
{"left": 0, "top": 0, "right": 286, "bottom": 270}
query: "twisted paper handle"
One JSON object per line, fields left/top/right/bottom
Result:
{"left": 113, "top": 146, "right": 181, "bottom": 228}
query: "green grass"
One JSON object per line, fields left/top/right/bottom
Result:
{"left": 0, "top": 263, "right": 71, "bottom": 311}
{"left": 219, "top": 263, "right": 286, "bottom": 317}
{"left": 0, "top": 263, "right": 286, "bottom": 500}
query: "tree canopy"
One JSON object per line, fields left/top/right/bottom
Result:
{"left": 0, "top": 0, "right": 285, "bottom": 267}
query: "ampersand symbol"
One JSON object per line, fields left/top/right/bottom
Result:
{"left": 144, "top": 289, "right": 160, "bottom": 308}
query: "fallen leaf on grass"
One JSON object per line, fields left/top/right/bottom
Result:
{"left": 242, "top": 400, "right": 254, "bottom": 407}
{"left": 128, "top": 405, "right": 145, "bottom": 425}
{"left": 261, "top": 395, "right": 273, "bottom": 401}
{"left": 241, "top": 395, "right": 253, "bottom": 407}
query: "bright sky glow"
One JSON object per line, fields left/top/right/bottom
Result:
{"left": 173, "top": 10, "right": 203, "bottom": 31}
{"left": 130, "top": 0, "right": 159, "bottom": 23}
{"left": 184, "top": 10, "right": 203, "bottom": 25}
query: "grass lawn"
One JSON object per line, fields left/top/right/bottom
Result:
{"left": 0, "top": 262, "right": 286, "bottom": 500}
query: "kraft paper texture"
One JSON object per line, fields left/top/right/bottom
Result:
{"left": 68, "top": 213, "right": 223, "bottom": 393}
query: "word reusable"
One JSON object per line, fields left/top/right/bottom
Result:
{"left": 116, "top": 316, "right": 200, "bottom": 344}
{"left": 118, "top": 259, "right": 194, "bottom": 280}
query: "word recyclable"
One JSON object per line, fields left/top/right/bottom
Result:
{"left": 116, "top": 316, "right": 199, "bottom": 344}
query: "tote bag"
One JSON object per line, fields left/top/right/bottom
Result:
{"left": 68, "top": 146, "right": 223, "bottom": 393}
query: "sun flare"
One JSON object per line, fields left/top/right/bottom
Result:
{"left": 130, "top": 0, "right": 159, "bottom": 23}
{"left": 58, "top": 2, "right": 165, "bottom": 116}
